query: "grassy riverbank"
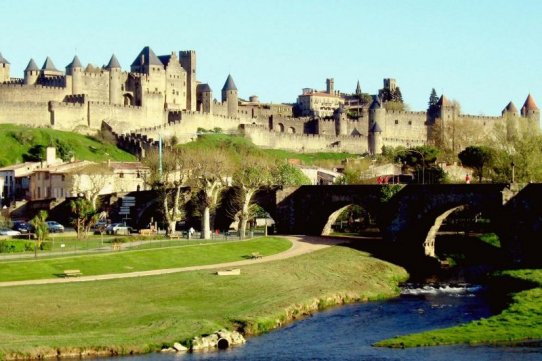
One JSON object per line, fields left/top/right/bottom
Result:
{"left": 375, "top": 268, "right": 542, "bottom": 347}
{"left": 0, "top": 244, "right": 407, "bottom": 360}
{"left": 0, "top": 237, "right": 291, "bottom": 282}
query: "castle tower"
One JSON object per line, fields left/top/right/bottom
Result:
{"left": 23, "top": 58, "right": 39, "bottom": 85}
{"left": 222, "top": 74, "right": 238, "bottom": 117}
{"left": 65, "top": 56, "right": 83, "bottom": 94}
{"left": 0, "top": 52, "right": 10, "bottom": 83}
{"left": 521, "top": 94, "right": 540, "bottom": 124}
{"left": 130, "top": 46, "right": 163, "bottom": 74}
{"left": 196, "top": 83, "right": 213, "bottom": 114}
{"left": 326, "top": 78, "right": 335, "bottom": 95}
{"left": 334, "top": 104, "right": 348, "bottom": 136}
{"left": 179, "top": 50, "right": 197, "bottom": 111}
{"left": 41, "top": 57, "right": 62, "bottom": 77}
{"left": 369, "top": 121, "right": 383, "bottom": 155}
{"left": 436, "top": 94, "right": 455, "bottom": 120}
{"left": 368, "top": 96, "right": 385, "bottom": 131}
{"left": 502, "top": 101, "right": 518, "bottom": 117}
{"left": 105, "top": 54, "right": 122, "bottom": 105}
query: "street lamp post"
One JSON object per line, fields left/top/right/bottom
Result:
{"left": 406, "top": 149, "right": 425, "bottom": 184}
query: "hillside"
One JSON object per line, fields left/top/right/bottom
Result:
{"left": 0, "top": 125, "right": 135, "bottom": 167}
{"left": 180, "top": 133, "right": 358, "bottom": 166}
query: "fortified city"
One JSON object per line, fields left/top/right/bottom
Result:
{"left": 0, "top": 48, "right": 538, "bottom": 157}
{"left": 1, "top": 1, "right": 542, "bottom": 359}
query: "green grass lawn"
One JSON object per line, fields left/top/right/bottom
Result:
{"left": 0, "top": 237, "right": 291, "bottom": 282}
{"left": 0, "top": 124, "right": 134, "bottom": 166}
{"left": 0, "top": 244, "right": 407, "bottom": 359}
{"left": 375, "top": 268, "right": 542, "bottom": 347}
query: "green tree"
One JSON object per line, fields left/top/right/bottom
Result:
{"left": 458, "top": 146, "right": 494, "bottom": 182}
{"left": 70, "top": 198, "right": 99, "bottom": 239}
{"left": 391, "top": 87, "right": 404, "bottom": 103}
{"left": 273, "top": 163, "right": 311, "bottom": 186}
{"left": 30, "top": 210, "right": 48, "bottom": 258}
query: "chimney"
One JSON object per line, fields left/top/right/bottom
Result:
{"left": 45, "top": 147, "right": 56, "bottom": 165}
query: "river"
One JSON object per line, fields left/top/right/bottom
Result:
{"left": 94, "top": 283, "right": 542, "bottom": 361}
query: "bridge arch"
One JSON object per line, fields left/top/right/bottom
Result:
{"left": 382, "top": 184, "right": 508, "bottom": 259}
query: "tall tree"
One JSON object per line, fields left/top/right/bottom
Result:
{"left": 428, "top": 88, "right": 439, "bottom": 110}
{"left": 188, "top": 148, "right": 233, "bottom": 239}
{"left": 392, "top": 87, "right": 404, "bottom": 103}
{"left": 232, "top": 157, "right": 274, "bottom": 238}
{"left": 458, "top": 146, "right": 494, "bottom": 182}
{"left": 144, "top": 147, "right": 191, "bottom": 236}
{"left": 30, "top": 210, "right": 48, "bottom": 258}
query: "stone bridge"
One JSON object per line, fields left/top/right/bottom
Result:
{"left": 101, "top": 183, "right": 542, "bottom": 266}
{"left": 272, "top": 183, "right": 542, "bottom": 265}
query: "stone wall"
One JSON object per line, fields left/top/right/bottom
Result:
{"left": 0, "top": 101, "right": 51, "bottom": 126}
{"left": 242, "top": 125, "right": 368, "bottom": 153}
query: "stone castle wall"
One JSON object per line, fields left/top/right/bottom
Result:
{"left": 0, "top": 101, "right": 51, "bottom": 126}
{"left": 242, "top": 124, "right": 368, "bottom": 153}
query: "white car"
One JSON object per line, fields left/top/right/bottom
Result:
{"left": 46, "top": 221, "right": 65, "bottom": 233}
{"left": 0, "top": 228, "right": 21, "bottom": 236}
{"left": 106, "top": 223, "right": 131, "bottom": 235}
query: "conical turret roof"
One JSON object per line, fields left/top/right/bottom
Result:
{"left": 522, "top": 94, "right": 538, "bottom": 111}
{"left": 0, "top": 52, "right": 9, "bottom": 64}
{"left": 25, "top": 58, "right": 39, "bottom": 72}
{"left": 370, "top": 121, "right": 383, "bottom": 133}
{"left": 369, "top": 96, "right": 382, "bottom": 110}
{"left": 41, "top": 57, "right": 59, "bottom": 71}
{"left": 503, "top": 101, "right": 518, "bottom": 113}
{"left": 105, "top": 54, "right": 121, "bottom": 69}
{"left": 198, "top": 83, "right": 212, "bottom": 93}
{"left": 437, "top": 95, "right": 451, "bottom": 107}
{"left": 66, "top": 55, "right": 82, "bottom": 69}
{"left": 131, "top": 46, "right": 163, "bottom": 67}
{"left": 222, "top": 74, "right": 237, "bottom": 91}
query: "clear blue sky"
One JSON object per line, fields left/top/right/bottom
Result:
{"left": 2, "top": 0, "right": 540, "bottom": 115}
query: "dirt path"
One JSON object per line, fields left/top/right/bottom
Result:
{"left": 0, "top": 236, "right": 346, "bottom": 288}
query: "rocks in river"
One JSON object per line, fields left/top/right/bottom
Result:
{"left": 173, "top": 342, "right": 188, "bottom": 352}
{"left": 191, "top": 329, "right": 246, "bottom": 351}
{"left": 161, "top": 329, "right": 246, "bottom": 353}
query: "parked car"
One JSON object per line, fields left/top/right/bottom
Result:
{"left": 46, "top": 221, "right": 65, "bottom": 233}
{"left": 106, "top": 223, "right": 131, "bottom": 235}
{"left": 12, "top": 221, "right": 33, "bottom": 233}
{"left": 0, "top": 228, "right": 21, "bottom": 236}
{"left": 92, "top": 221, "right": 109, "bottom": 234}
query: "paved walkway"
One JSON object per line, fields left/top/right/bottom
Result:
{"left": 0, "top": 236, "right": 346, "bottom": 288}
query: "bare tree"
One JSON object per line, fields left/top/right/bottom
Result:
{"left": 231, "top": 157, "right": 274, "bottom": 238}
{"left": 71, "top": 163, "right": 113, "bottom": 209}
{"left": 188, "top": 148, "right": 233, "bottom": 239}
{"left": 144, "top": 147, "right": 191, "bottom": 236}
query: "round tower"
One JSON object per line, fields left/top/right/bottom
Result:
{"left": 23, "top": 58, "right": 39, "bottom": 85}
{"left": 368, "top": 96, "right": 385, "bottom": 130}
{"left": 66, "top": 56, "right": 83, "bottom": 94}
{"left": 197, "top": 83, "right": 213, "bottom": 114}
{"left": 221, "top": 74, "right": 238, "bottom": 117}
{"left": 521, "top": 94, "right": 540, "bottom": 125}
{"left": 105, "top": 54, "right": 122, "bottom": 105}
{"left": 502, "top": 101, "right": 518, "bottom": 117}
{"left": 334, "top": 104, "right": 348, "bottom": 136}
{"left": 369, "top": 122, "right": 383, "bottom": 155}
{"left": 0, "top": 52, "right": 10, "bottom": 83}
